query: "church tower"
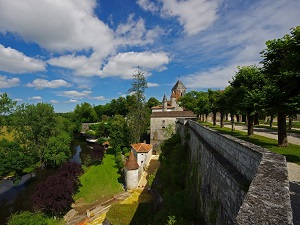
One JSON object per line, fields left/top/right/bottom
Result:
{"left": 171, "top": 80, "right": 187, "bottom": 100}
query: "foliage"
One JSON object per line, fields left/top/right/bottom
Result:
{"left": 0, "top": 139, "right": 33, "bottom": 178}
{"left": 32, "top": 162, "right": 83, "bottom": 217}
{"left": 44, "top": 132, "right": 72, "bottom": 167}
{"left": 109, "top": 115, "right": 129, "bottom": 149}
{"left": 7, "top": 211, "right": 63, "bottom": 225}
{"left": 260, "top": 26, "right": 300, "bottom": 146}
{"left": 85, "top": 143, "right": 104, "bottom": 166}
{"left": 0, "top": 93, "right": 16, "bottom": 133}
{"left": 73, "top": 150, "right": 122, "bottom": 204}
{"left": 127, "top": 70, "right": 149, "bottom": 143}
{"left": 11, "top": 103, "right": 57, "bottom": 162}
{"left": 73, "top": 102, "right": 98, "bottom": 124}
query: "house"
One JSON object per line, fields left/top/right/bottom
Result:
{"left": 150, "top": 80, "right": 197, "bottom": 152}
{"left": 131, "top": 143, "right": 153, "bottom": 168}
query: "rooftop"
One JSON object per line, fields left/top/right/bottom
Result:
{"left": 131, "top": 143, "right": 153, "bottom": 153}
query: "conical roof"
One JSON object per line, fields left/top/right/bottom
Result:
{"left": 171, "top": 80, "right": 186, "bottom": 91}
{"left": 124, "top": 151, "right": 139, "bottom": 170}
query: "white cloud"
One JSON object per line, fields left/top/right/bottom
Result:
{"left": 27, "top": 79, "right": 71, "bottom": 89}
{"left": 115, "top": 14, "right": 163, "bottom": 46}
{"left": 0, "top": 75, "right": 20, "bottom": 88}
{"left": 89, "top": 96, "right": 106, "bottom": 101}
{"left": 137, "top": 0, "right": 220, "bottom": 36}
{"left": 14, "top": 98, "right": 23, "bottom": 102}
{"left": 137, "top": 0, "right": 159, "bottom": 13}
{"left": 29, "top": 96, "right": 42, "bottom": 101}
{"left": 101, "top": 51, "right": 170, "bottom": 79}
{"left": 59, "top": 90, "right": 91, "bottom": 99}
{"left": 148, "top": 82, "right": 159, "bottom": 87}
{"left": 65, "top": 99, "right": 78, "bottom": 103}
{"left": 0, "top": 44, "right": 45, "bottom": 73}
{"left": 50, "top": 100, "right": 59, "bottom": 104}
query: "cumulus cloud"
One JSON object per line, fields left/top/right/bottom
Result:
{"left": 148, "top": 82, "right": 159, "bottom": 87}
{"left": 0, "top": 44, "right": 45, "bottom": 73}
{"left": 0, "top": 75, "right": 20, "bottom": 88}
{"left": 59, "top": 90, "right": 91, "bottom": 99}
{"left": 89, "top": 96, "right": 107, "bottom": 101}
{"left": 115, "top": 14, "right": 163, "bottom": 46}
{"left": 14, "top": 98, "right": 23, "bottom": 102}
{"left": 29, "top": 96, "right": 42, "bottom": 101}
{"left": 101, "top": 51, "right": 170, "bottom": 79}
{"left": 50, "top": 100, "right": 59, "bottom": 104}
{"left": 26, "top": 79, "right": 72, "bottom": 89}
{"left": 137, "top": 0, "right": 220, "bottom": 36}
{"left": 64, "top": 99, "right": 78, "bottom": 103}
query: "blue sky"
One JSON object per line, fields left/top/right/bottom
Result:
{"left": 0, "top": 0, "right": 299, "bottom": 112}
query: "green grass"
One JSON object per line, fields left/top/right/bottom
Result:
{"left": 200, "top": 122, "right": 300, "bottom": 165}
{"left": 74, "top": 150, "right": 123, "bottom": 204}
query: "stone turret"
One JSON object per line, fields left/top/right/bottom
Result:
{"left": 171, "top": 80, "right": 187, "bottom": 100}
{"left": 124, "top": 151, "right": 139, "bottom": 190}
{"left": 162, "top": 94, "right": 168, "bottom": 111}
{"left": 170, "top": 91, "right": 176, "bottom": 107}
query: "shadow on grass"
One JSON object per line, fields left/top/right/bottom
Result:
{"left": 284, "top": 155, "right": 300, "bottom": 164}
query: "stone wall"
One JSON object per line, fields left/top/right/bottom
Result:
{"left": 176, "top": 119, "right": 293, "bottom": 225}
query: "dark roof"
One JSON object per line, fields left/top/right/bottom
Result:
{"left": 172, "top": 80, "right": 186, "bottom": 91}
{"left": 124, "top": 151, "right": 139, "bottom": 170}
{"left": 150, "top": 111, "right": 197, "bottom": 118}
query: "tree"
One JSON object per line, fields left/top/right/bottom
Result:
{"left": 260, "top": 26, "right": 300, "bottom": 146}
{"left": 12, "top": 103, "right": 57, "bottom": 163}
{"left": 127, "top": 70, "right": 148, "bottom": 143}
{"left": 229, "top": 65, "right": 266, "bottom": 135}
{"left": 146, "top": 97, "right": 161, "bottom": 111}
{"left": 73, "top": 102, "right": 98, "bottom": 124}
{"left": 7, "top": 211, "right": 53, "bottom": 225}
{"left": 208, "top": 89, "right": 223, "bottom": 126}
{"left": 109, "top": 115, "right": 129, "bottom": 149}
{"left": 0, "top": 93, "right": 16, "bottom": 133}
{"left": 44, "top": 131, "right": 72, "bottom": 167}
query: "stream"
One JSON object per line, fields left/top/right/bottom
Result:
{"left": 0, "top": 135, "right": 95, "bottom": 223}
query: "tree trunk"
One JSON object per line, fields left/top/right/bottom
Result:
{"left": 213, "top": 112, "right": 217, "bottom": 126}
{"left": 288, "top": 116, "right": 293, "bottom": 130}
{"left": 242, "top": 114, "right": 246, "bottom": 123}
{"left": 220, "top": 111, "right": 224, "bottom": 128}
{"left": 247, "top": 113, "right": 254, "bottom": 136}
{"left": 254, "top": 113, "right": 259, "bottom": 125}
{"left": 231, "top": 114, "right": 235, "bottom": 131}
{"left": 225, "top": 114, "right": 228, "bottom": 121}
{"left": 277, "top": 112, "right": 288, "bottom": 147}
{"left": 236, "top": 114, "right": 240, "bottom": 122}
{"left": 270, "top": 115, "right": 273, "bottom": 128}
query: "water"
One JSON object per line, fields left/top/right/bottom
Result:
{"left": 0, "top": 136, "right": 95, "bottom": 223}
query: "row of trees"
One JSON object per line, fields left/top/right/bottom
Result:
{"left": 179, "top": 27, "right": 300, "bottom": 147}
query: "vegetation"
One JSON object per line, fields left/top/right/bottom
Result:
{"left": 201, "top": 122, "right": 300, "bottom": 165}
{"left": 74, "top": 148, "right": 122, "bottom": 204}
{"left": 179, "top": 26, "right": 300, "bottom": 147}
{"left": 7, "top": 211, "right": 64, "bottom": 225}
{"left": 31, "top": 162, "right": 83, "bottom": 217}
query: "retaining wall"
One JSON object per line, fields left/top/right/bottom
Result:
{"left": 176, "top": 119, "right": 293, "bottom": 224}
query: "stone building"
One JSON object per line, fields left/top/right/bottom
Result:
{"left": 150, "top": 80, "right": 197, "bottom": 151}
{"left": 131, "top": 143, "right": 153, "bottom": 168}
{"left": 124, "top": 151, "right": 139, "bottom": 190}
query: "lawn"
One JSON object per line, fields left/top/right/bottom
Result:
{"left": 74, "top": 149, "right": 123, "bottom": 204}
{"left": 200, "top": 122, "right": 300, "bottom": 165}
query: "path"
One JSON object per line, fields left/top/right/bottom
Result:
{"left": 223, "top": 123, "right": 300, "bottom": 224}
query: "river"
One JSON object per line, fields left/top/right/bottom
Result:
{"left": 0, "top": 135, "right": 96, "bottom": 224}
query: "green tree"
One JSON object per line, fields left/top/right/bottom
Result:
{"left": 44, "top": 131, "right": 72, "bottom": 167}
{"left": 208, "top": 89, "right": 222, "bottom": 126}
{"left": 127, "top": 70, "right": 148, "bottom": 143}
{"left": 7, "top": 211, "right": 57, "bottom": 225}
{"left": 0, "top": 93, "right": 16, "bottom": 133}
{"left": 146, "top": 97, "right": 160, "bottom": 111}
{"left": 109, "top": 115, "right": 129, "bottom": 149}
{"left": 12, "top": 103, "right": 57, "bottom": 163}
{"left": 229, "top": 65, "right": 266, "bottom": 135}
{"left": 260, "top": 26, "right": 300, "bottom": 146}
{"left": 73, "top": 102, "right": 98, "bottom": 124}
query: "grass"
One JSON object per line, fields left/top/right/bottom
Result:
{"left": 200, "top": 122, "right": 300, "bottom": 165}
{"left": 74, "top": 149, "right": 123, "bottom": 204}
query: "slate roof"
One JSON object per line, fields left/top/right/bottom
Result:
{"left": 171, "top": 80, "right": 186, "bottom": 91}
{"left": 150, "top": 111, "right": 197, "bottom": 118}
{"left": 131, "top": 143, "right": 153, "bottom": 153}
{"left": 124, "top": 151, "right": 139, "bottom": 170}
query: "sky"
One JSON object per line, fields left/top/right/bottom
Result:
{"left": 0, "top": 0, "right": 299, "bottom": 112}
